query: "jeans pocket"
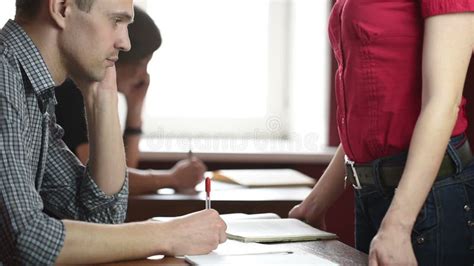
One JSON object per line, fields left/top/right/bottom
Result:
{"left": 463, "top": 178, "right": 474, "bottom": 251}
{"left": 411, "top": 190, "right": 438, "bottom": 248}
{"left": 465, "top": 178, "right": 474, "bottom": 206}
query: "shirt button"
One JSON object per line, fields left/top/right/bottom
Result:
{"left": 468, "top": 220, "right": 474, "bottom": 227}
{"left": 464, "top": 205, "right": 471, "bottom": 212}
{"left": 416, "top": 236, "right": 425, "bottom": 244}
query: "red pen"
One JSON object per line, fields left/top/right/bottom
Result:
{"left": 205, "top": 177, "right": 211, "bottom": 209}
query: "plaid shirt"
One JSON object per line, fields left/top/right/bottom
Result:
{"left": 0, "top": 20, "right": 128, "bottom": 264}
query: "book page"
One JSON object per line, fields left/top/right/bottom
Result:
{"left": 152, "top": 212, "right": 281, "bottom": 223}
{"left": 220, "top": 213, "right": 280, "bottom": 222}
{"left": 212, "top": 240, "right": 293, "bottom": 256}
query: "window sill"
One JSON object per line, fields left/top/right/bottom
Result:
{"left": 139, "top": 137, "right": 336, "bottom": 164}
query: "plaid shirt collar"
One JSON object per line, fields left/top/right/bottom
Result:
{"left": 1, "top": 20, "right": 57, "bottom": 105}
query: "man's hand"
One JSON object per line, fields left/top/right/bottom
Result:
{"left": 74, "top": 66, "right": 119, "bottom": 99}
{"left": 369, "top": 226, "right": 417, "bottom": 266}
{"left": 120, "top": 73, "right": 150, "bottom": 129}
{"left": 159, "top": 209, "right": 227, "bottom": 255}
{"left": 169, "top": 158, "right": 207, "bottom": 190}
{"left": 288, "top": 199, "right": 327, "bottom": 230}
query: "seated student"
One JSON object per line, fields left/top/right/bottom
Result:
{"left": 55, "top": 6, "right": 206, "bottom": 195}
{"left": 0, "top": 0, "right": 226, "bottom": 264}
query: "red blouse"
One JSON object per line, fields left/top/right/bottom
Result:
{"left": 329, "top": 0, "right": 474, "bottom": 163}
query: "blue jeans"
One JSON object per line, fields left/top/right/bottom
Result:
{"left": 355, "top": 135, "right": 474, "bottom": 265}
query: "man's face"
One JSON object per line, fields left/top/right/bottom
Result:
{"left": 59, "top": 0, "right": 134, "bottom": 84}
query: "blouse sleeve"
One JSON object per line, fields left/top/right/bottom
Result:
{"left": 421, "top": 0, "right": 474, "bottom": 18}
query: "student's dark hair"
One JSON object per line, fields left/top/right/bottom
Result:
{"left": 16, "top": 0, "right": 94, "bottom": 19}
{"left": 119, "top": 6, "right": 162, "bottom": 64}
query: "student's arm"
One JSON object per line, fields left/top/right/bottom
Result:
{"left": 78, "top": 67, "right": 127, "bottom": 195}
{"left": 122, "top": 73, "right": 150, "bottom": 168}
{"left": 288, "top": 144, "right": 347, "bottom": 229}
{"left": 56, "top": 210, "right": 226, "bottom": 264}
{"left": 369, "top": 13, "right": 474, "bottom": 265}
{"left": 123, "top": 132, "right": 141, "bottom": 168}
{"left": 74, "top": 144, "right": 206, "bottom": 195}
{"left": 128, "top": 158, "right": 206, "bottom": 195}
{"left": 75, "top": 142, "right": 89, "bottom": 164}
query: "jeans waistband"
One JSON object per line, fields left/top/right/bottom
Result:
{"left": 345, "top": 134, "right": 473, "bottom": 190}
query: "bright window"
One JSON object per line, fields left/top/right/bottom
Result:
{"left": 0, "top": 2, "right": 15, "bottom": 27}
{"left": 139, "top": 0, "right": 331, "bottom": 150}
{"left": 0, "top": 1, "right": 332, "bottom": 153}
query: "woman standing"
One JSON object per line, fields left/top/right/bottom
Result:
{"left": 290, "top": 1, "right": 474, "bottom": 265}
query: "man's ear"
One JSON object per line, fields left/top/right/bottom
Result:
{"left": 49, "top": 0, "right": 69, "bottom": 29}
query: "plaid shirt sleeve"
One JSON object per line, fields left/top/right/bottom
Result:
{"left": 40, "top": 110, "right": 129, "bottom": 224}
{"left": 0, "top": 96, "right": 65, "bottom": 264}
{"left": 0, "top": 80, "right": 129, "bottom": 265}
{"left": 0, "top": 21, "right": 129, "bottom": 264}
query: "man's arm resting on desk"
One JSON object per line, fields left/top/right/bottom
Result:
{"left": 56, "top": 210, "right": 227, "bottom": 264}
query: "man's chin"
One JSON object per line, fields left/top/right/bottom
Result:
{"left": 68, "top": 72, "right": 104, "bottom": 89}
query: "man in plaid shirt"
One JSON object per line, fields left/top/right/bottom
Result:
{"left": 0, "top": 0, "right": 226, "bottom": 264}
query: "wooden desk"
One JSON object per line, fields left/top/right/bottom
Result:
{"left": 106, "top": 240, "right": 368, "bottom": 265}
{"left": 127, "top": 181, "right": 312, "bottom": 221}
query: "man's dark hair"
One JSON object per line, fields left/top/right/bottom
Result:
{"left": 119, "top": 6, "right": 162, "bottom": 64}
{"left": 16, "top": 0, "right": 94, "bottom": 19}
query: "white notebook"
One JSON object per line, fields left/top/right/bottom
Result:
{"left": 212, "top": 169, "right": 315, "bottom": 187}
{"left": 226, "top": 218, "right": 337, "bottom": 243}
{"left": 152, "top": 213, "right": 336, "bottom": 243}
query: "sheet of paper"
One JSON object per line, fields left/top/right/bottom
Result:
{"left": 212, "top": 240, "right": 293, "bottom": 256}
{"left": 185, "top": 252, "right": 338, "bottom": 265}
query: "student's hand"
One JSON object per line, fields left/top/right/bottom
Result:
{"left": 121, "top": 73, "right": 149, "bottom": 105}
{"left": 96, "top": 65, "right": 119, "bottom": 92}
{"left": 160, "top": 209, "right": 227, "bottom": 255}
{"left": 120, "top": 73, "right": 149, "bottom": 128}
{"left": 369, "top": 226, "right": 417, "bottom": 266}
{"left": 74, "top": 66, "right": 119, "bottom": 97}
{"left": 289, "top": 200, "right": 327, "bottom": 230}
{"left": 170, "top": 158, "right": 207, "bottom": 190}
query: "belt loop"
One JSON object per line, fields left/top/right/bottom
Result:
{"left": 371, "top": 158, "right": 387, "bottom": 196}
{"left": 345, "top": 155, "right": 363, "bottom": 190}
{"left": 446, "top": 142, "right": 463, "bottom": 175}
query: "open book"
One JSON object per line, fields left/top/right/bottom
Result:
{"left": 152, "top": 212, "right": 337, "bottom": 243}
{"left": 211, "top": 169, "right": 316, "bottom": 187}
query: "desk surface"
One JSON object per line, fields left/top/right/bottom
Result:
{"left": 124, "top": 181, "right": 365, "bottom": 264}
{"left": 127, "top": 181, "right": 312, "bottom": 221}
{"left": 106, "top": 240, "right": 367, "bottom": 265}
